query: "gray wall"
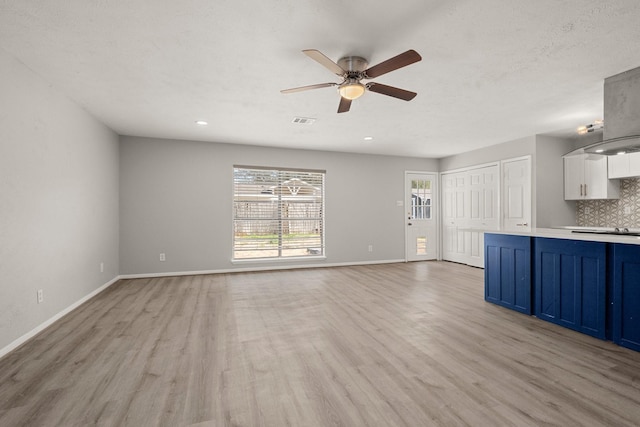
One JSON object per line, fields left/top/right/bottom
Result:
{"left": 0, "top": 49, "right": 120, "bottom": 352}
{"left": 439, "top": 134, "right": 578, "bottom": 228}
{"left": 535, "top": 135, "right": 576, "bottom": 227}
{"left": 119, "top": 136, "right": 437, "bottom": 275}
{"left": 439, "top": 136, "right": 536, "bottom": 171}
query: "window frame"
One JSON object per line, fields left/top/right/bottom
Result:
{"left": 232, "top": 165, "right": 326, "bottom": 262}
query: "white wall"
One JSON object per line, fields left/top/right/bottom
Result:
{"left": 0, "top": 49, "right": 120, "bottom": 354}
{"left": 119, "top": 136, "right": 437, "bottom": 275}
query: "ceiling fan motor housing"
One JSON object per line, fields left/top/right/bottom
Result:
{"left": 337, "top": 56, "right": 368, "bottom": 74}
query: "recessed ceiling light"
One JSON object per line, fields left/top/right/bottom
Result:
{"left": 195, "top": 120, "right": 208, "bottom": 126}
{"left": 618, "top": 151, "right": 626, "bottom": 155}
{"left": 363, "top": 136, "right": 374, "bottom": 141}
{"left": 595, "top": 149, "right": 604, "bottom": 153}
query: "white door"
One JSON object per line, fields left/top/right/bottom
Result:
{"left": 502, "top": 157, "right": 531, "bottom": 231}
{"left": 441, "top": 171, "right": 468, "bottom": 264}
{"left": 467, "top": 165, "right": 499, "bottom": 267}
{"left": 441, "top": 173, "right": 457, "bottom": 262}
{"left": 406, "top": 173, "right": 437, "bottom": 261}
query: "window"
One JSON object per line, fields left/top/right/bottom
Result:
{"left": 410, "top": 179, "right": 432, "bottom": 219}
{"left": 233, "top": 166, "right": 325, "bottom": 260}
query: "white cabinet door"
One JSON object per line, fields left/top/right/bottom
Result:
{"left": 503, "top": 157, "right": 532, "bottom": 231}
{"left": 608, "top": 154, "right": 629, "bottom": 179}
{"left": 564, "top": 155, "right": 585, "bottom": 200}
{"left": 584, "top": 154, "right": 614, "bottom": 198}
{"left": 564, "top": 154, "right": 619, "bottom": 200}
{"left": 630, "top": 152, "right": 640, "bottom": 176}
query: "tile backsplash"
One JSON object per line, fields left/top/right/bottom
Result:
{"left": 577, "top": 178, "right": 640, "bottom": 227}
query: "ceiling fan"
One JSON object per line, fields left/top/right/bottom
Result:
{"left": 281, "top": 49, "right": 422, "bottom": 113}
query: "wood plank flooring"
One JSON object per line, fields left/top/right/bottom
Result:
{"left": 1, "top": 261, "right": 640, "bottom": 426}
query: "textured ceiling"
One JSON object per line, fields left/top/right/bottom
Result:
{"left": 2, "top": 0, "right": 640, "bottom": 158}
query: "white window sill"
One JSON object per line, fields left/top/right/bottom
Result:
{"left": 231, "top": 255, "right": 326, "bottom": 264}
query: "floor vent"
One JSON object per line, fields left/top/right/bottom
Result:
{"left": 292, "top": 117, "right": 316, "bottom": 125}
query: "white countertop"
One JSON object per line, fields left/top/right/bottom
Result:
{"left": 486, "top": 227, "right": 640, "bottom": 245}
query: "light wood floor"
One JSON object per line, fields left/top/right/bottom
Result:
{"left": 1, "top": 262, "right": 640, "bottom": 426}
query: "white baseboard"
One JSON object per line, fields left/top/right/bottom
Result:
{"left": 119, "top": 259, "right": 406, "bottom": 280}
{"left": 0, "top": 275, "right": 121, "bottom": 360}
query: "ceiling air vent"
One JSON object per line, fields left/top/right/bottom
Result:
{"left": 292, "top": 117, "right": 316, "bottom": 125}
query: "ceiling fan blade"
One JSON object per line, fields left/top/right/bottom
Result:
{"left": 364, "top": 50, "right": 422, "bottom": 79}
{"left": 367, "top": 82, "right": 417, "bottom": 101}
{"left": 337, "top": 97, "right": 352, "bottom": 113}
{"left": 303, "top": 49, "right": 345, "bottom": 76}
{"left": 281, "top": 82, "right": 338, "bottom": 94}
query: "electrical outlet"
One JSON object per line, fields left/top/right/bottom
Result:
{"left": 624, "top": 206, "right": 632, "bottom": 215}
{"left": 37, "top": 289, "right": 43, "bottom": 304}
{"left": 368, "top": 245, "right": 373, "bottom": 252}
{"left": 159, "top": 253, "right": 166, "bottom": 262}
{"left": 100, "top": 262, "right": 104, "bottom": 273}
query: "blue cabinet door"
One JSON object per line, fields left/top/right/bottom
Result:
{"left": 612, "top": 244, "right": 640, "bottom": 351}
{"left": 534, "top": 238, "right": 606, "bottom": 339}
{"left": 484, "top": 234, "right": 532, "bottom": 314}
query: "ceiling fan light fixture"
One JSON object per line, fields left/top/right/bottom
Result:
{"left": 339, "top": 82, "right": 365, "bottom": 100}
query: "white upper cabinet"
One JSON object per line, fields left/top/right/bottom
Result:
{"left": 564, "top": 154, "right": 619, "bottom": 200}
{"left": 630, "top": 152, "right": 640, "bottom": 176}
{"left": 608, "top": 153, "right": 629, "bottom": 178}
{"left": 608, "top": 152, "right": 640, "bottom": 178}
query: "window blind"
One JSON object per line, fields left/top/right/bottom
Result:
{"left": 233, "top": 167, "right": 325, "bottom": 259}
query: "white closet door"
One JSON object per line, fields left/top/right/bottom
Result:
{"left": 442, "top": 172, "right": 467, "bottom": 264}
{"left": 467, "top": 165, "right": 499, "bottom": 267}
{"left": 441, "top": 166, "right": 498, "bottom": 267}
{"left": 502, "top": 157, "right": 531, "bottom": 231}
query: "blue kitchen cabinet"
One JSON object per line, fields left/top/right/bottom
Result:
{"left": 484, "top": 233, "right": 532, "bottom": 314}
{"left": 612, "top": 243, "right": 640, "bottom": 351}
{"left": 534, "top": 238, "right": 607, "bottom": 339}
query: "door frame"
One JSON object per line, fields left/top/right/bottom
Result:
{"left": 404, "top": 171, "right": 439, "bottom": 262}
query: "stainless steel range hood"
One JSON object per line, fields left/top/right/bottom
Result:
{"left": 568, "top": 66, "right": 640, "bottom": 157}
{"left": 582, "top": 135, "right": 640, "bottom": 155}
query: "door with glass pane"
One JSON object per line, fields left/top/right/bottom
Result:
{"left": 405, "top": 172, "right": 437, "bottom": 261}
